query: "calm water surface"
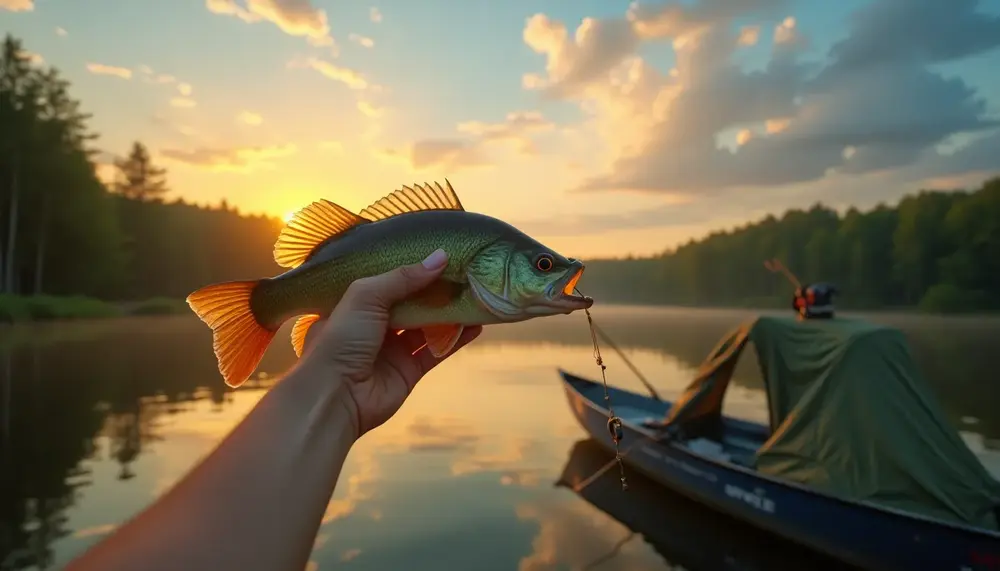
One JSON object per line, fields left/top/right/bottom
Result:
{"left": 1, "top": 306, "right": 998, "bottom": 570}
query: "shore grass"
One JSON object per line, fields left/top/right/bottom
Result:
{"left": 0, "top": 294, "right": 190, "bottom": 323}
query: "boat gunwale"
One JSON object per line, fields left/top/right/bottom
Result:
{"left": 558, "top": 367, "right": 1000, "bottom": 539}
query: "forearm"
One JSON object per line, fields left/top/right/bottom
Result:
{"left": 66, "top": 362, "right": 357, "bottom": 571}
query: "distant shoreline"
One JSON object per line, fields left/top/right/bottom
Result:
{"left": 0, "top": 294, "right": 190, "bottom": 323}
{"left": 1, "top": 293, "right": 996, "bottom": 325}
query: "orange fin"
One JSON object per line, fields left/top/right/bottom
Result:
{"left": 408, "top": 279, "right": 464, "bottom": 308}
{"left": 422, "top": 324, "right": 465, "bottom": 358}
{"left": 291, "top": 314, "right": 322, "bottom": 357}
{"left": 186, "top": 280, "right": 276, "bottom": 388}
{"left": 274, "top": 199, "right": 368, "bottom": 268}
{"left": 359, "top": 180, "right": 464, "bottom": 221}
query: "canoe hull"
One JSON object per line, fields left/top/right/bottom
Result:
{"left": 560, "top": 369, "right": 1000, "bottom": 571}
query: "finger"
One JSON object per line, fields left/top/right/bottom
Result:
{"left": 341, "top": 249, "right": 449, "bottom": 312}
{"left": 411, "top": 325, "right": 482, "bottom": 376}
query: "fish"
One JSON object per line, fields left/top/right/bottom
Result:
{"left": 186, "top": 180, "right": 593, "bottom": 388}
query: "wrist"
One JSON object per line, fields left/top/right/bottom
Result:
{"left": 277, "top": 359, "right": 361, "bottom": 442}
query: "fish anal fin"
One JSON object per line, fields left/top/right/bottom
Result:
{"left": 422, "top": 324, "right": 465, "bottom": 358}
{"left": 274, "top": 200, "right": 367, "bottom": 268}
{"left": 291, "top": 314, "right": 323, "bottom": 357}
{"left": 359, "top": 179, "right": 464, "bottom": 221}
{"left": 186, "top": 280, "right": 277, "bottom": 388}
{"left": 407, "top": 279, "right": 464, "bottom": 308}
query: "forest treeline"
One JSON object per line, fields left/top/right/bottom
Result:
{"left": 578, "top": 176, "right": 1000, "bottom": 312}
{"left": 2, "top": 33, "right": 998, "bottom": 313}
{"left": 1, "top": 35, "right": 282, "bottom": 303}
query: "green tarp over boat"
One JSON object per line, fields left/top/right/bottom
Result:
{"left": 663, "top": 315, "right": 1000, "bottom": 530}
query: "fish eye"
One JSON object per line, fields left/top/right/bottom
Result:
{"left": 534, "top": 253, "right": 554, "bottom": 272}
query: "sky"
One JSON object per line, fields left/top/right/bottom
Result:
{"left": 3, "top": 0, "right": 1000, "bottom": 258}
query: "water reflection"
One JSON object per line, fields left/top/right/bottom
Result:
{"left": 0, "top": 307, "right": 997, "bottom": 570}
{"left": 556, "top": 438, "right": 855, "bottom": 571}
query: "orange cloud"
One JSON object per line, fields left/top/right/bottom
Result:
{"left": 737, "top": 25, "right": 760, "bottom": 46}
{"left": 206, "top": 0, "right": 334, "bottom": 47}
{"left": 289, "top": 57, "right": 368, "bottom": 90}
{"left": 18, "top": 50, "right": 43, "bottom": 65}
{"left": 160, "top": 143, "right": 297, "bottom": 172}
{"left": 357, "top": 100, "right": 383, "bottom": 118}
{"left": 0, "top": 0, "right": 33, "bottom": 11}
{"left": 86, "top": 63, "right": 132, "bottom": 79}
{"left": 369, "top": 7, "right": 382, "bottom": 23}
{"left": 377, "top": 139, "right": 490, "bottom": 172}
{"left": 237, "top": 111, "right": 264, "bottom": 125}
{"left": 349, "top": 33, "right": 374, "bottom": 48}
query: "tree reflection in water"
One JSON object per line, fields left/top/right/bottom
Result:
{"left": 0, "top": 317, "right": 288, "bottom": 569}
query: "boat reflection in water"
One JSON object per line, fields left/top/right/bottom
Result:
{"left": 555, "top": 438, "right": 856, "bottom": 571}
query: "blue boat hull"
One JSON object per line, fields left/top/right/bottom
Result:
{"left": 559, "top": 369, "right": 1000, "bottom": 571}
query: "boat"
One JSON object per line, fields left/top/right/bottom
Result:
{"left": 559, "top": 280, "right": 1000, "bottom": 571}
{"left": 556, "top": 437, "right": 854, "bottom": 570}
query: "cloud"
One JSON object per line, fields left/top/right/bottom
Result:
{"left": 356, "top": 100, "right": 383, "bottom": 118}
{"left": 456, "top": 110, "right": 555, "bottom": 151}
{"left": 86, "top": 63, "right": 133, "bottom": 79}
{"left": 0, "top": 0, "right": 32, "bottom": 11}
{"left": 55, "top": 27, "right": 68, "bottom": 37}
{"left": 237, "top": 111, "right": 263, "bottom": 125}
{"left": 383, "top": 111, "right": 556, "bottom": 171}
{"left": 450, "top": 437, "right": 544, "bottom": 487}
{"left": 518, "top": 0, "right": 1000, "bottom": 201}
{"left": 160, "top": 143, "right": 297, "bottom": 172}
{"left": 369, "top": 7, "right": 382, "bottom": 23}
{"left": 320, "top": 449, "right": 379, "bottom": 524}
{"left": 18, "top": 50, "right": 43, "bottom": 65}
{"left": 177, "top": 82, "right": 193, "bottom": 96}
{"left": 205, "top": 0, "right": 334, "bottom": 47}
{"left": 170, "top": 97, "right": 197, "bottom": 108}
{"left": 289, "top": 56, "right": 369, "bottom": 89}
{"left": 378, "top": 416, "right": 481, "bottom": 452}
{"left": 515, "top": 501, "right": 665, "bottom": 571}
{"left": 377, "top": 139, "right": 489, "bottom": 172}
{"left": 349, "top": 33, "right": 374, "bottom": 48}
{"left": 737, "top": 25, "right": 760, "bottom": 46}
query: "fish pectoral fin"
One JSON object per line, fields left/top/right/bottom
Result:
{"left": 422, "top": 324, "right": 465, "bottom": 358}
{"left": 186, "top": 280, "right": 276, "bottom": 388}
{"left": 291, "top": 314, "right": 323, "bottom": 357}
{"left": 359, "top": 180, "right": 464, "bottom": 221}
{"left": 274, "top": 200, "right": 368, "bottom": 268}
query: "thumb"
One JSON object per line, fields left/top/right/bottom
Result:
{"left": 342, "top": 249, "right": 449, "bottom": 311}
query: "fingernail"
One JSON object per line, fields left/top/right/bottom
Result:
{"left": 422, "top": 249, "right": 447, "bottom": 269}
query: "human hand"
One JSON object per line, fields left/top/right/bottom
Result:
{"left": 299, "top": 249, "right": 482, "bottom": 438}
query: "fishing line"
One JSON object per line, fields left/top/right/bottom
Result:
{"left": 573, "top": 289, "right": 675, "bottom": 494}
{"left": 577, "top": 288, "right": 629, "bottom": 491}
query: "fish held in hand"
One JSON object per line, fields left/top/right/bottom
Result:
{"left": 186, "top": 180, "right": 593, "bottom": 388}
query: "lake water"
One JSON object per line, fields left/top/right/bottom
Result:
{"left": 1, "top": 306, "right": 998, "bottom": 571}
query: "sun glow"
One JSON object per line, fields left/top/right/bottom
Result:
{"left": 283, "top": 211, "right": 295, "bottom": 223}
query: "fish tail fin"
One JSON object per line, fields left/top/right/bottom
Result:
{"left": 186, "top": 280, "right": 276, "bottom": 388}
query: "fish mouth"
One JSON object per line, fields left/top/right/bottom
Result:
{"left": 541, "top": 263, "right": 593, "bottom": 313}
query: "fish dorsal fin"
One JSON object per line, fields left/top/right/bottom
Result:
{"left": 273, "top": 200, "right": 367, "bottom": 268}
{"left": 359, "top": 179, "right": 465, "bottom": 222}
